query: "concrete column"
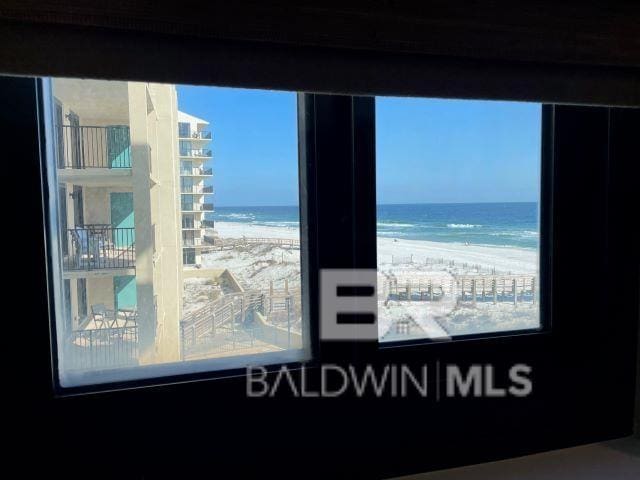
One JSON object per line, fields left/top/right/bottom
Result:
{"left": 128, "top": 82, "right": 157, "bottom": 363}
{"left": 128, "top": 83, "right": 183, "bottom": 364}
{"left": 147, "top": 84, "right": 183, "bottom": 362}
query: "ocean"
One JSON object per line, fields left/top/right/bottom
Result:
{"left": 210, "top": 202, "right": 539, "bottom": 250}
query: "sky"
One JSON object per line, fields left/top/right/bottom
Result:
{"left": 177, "top": 86, "right": 541, "bottom": 206}
{"left": 177, "top": 85, "right": 298, "bottom": 207}
{"left": 376, "top": 97, "right": 541, "bottom": 204}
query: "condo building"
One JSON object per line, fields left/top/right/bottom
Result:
{"left": 53, "top": 79, "right": 185, "bottom": 370}
{"left": 177, "top": 111, "right": 214, "bottom": 266}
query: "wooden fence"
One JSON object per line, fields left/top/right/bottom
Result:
{"left": 390, "top": 255, "right": 499, "bottom": 274}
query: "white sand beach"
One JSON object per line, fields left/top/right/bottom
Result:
{"left": 191, "top": 221, "right": 539, "bottom": 339}
{"left": 213, "top": 220, "right": 537, "bottom": 274}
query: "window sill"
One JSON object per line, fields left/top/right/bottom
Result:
{"left": 395, "top": 437, "right": 640, "bottom": 480}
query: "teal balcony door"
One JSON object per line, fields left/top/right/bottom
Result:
{"left": 110, "top": 192, "right": 135, "bottom": 247}
{"left": 106, "top": 125, "right": 131, "bottom": 168}
{"left": 114, "top": 275, "right": 137, "bottom": 310}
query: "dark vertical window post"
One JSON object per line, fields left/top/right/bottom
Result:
{"left": 299, "top": 94, "right": 377, "bottom": 363}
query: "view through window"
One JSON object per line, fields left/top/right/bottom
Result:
{"left": 376, "top": 97, "right": 541, "bottom": 342}
{"left": 49, "top": 79, "right": 304, "bottom": 386}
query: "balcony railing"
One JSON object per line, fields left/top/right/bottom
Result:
{"left": 178, "top": 130, "right": 212, "bottom": 140}
{"left": 180, "top": 185, "right": 214, "bottom": 194}
{"left": 56, "top": 125, "right": 131, "bottom": 169}
{"left": 181, "top": 203, "right": 214, "bottom": 212}
{"left": 182, "top": 218, "right": 215, "bottom": 229}
{"left": 182, "top": 237, "right": 204, "bottom": 247}
{"left": 179, "top": 148, "right": 212, "bottom": 158}
{"left": 180, "top": 167, "right": 213, "bottom": 176}
{"left": 65, "top": 325, "right": 138, "bottom": 370}
{"left": 63, "top": 226, "right": 135, "bottom": 271}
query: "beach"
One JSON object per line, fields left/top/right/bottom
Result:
{"left": 193, "top": 220, "right": 540, "bottom": 339}
{"left": 212, "top": 220, "right": 537, "bottom": 274}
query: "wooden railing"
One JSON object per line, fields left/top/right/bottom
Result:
{"left": 204, "top": 237, "right": 300, "bottom": 251}
{"left": 180, "top": 288, "right": 300, "bottom": 359}
{"left": 381, "top": 274, "right": 537, "bottom": 304}
{"left": 456, "top": 275, "right": 536, "bottom": 304}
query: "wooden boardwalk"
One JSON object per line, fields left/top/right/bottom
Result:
{"left": 381, "top": 273, "right": 537, "bottom": 305}
{"left": 202, "top": 236, "right": 300, "bottom": 252}
{"left": 180, "top": 287, "right": 300, "bottom": 359}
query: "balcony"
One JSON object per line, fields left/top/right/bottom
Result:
{"left": 180, "top": 185, "right": 214, "bottom": 194}
{"left": 62, "top": 225, "right": 135, "bottom": 273}
{"left": 66, "top": 325, "right": 138, "bottom": 371}
{"left": 178, "top": 130, "right": 212, "bottom": 140}
{"left": 182, "top": 218, "right": 215, "bottom": 229}
{"left": 182, "top": 237, "right": 204, "bottom": 247}
{"left": 181, "top": 203, "right": 214, "bottom": 212}
{"left": 179, "top": 148, "right": 212, "bottom": 158}
{"left": 180, "top": 167, "right": 213, "bottom": 176}
{"left": 56, "top": 125, "right": 131, "bottom": 169}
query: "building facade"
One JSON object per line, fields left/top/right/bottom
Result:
{"left": 177, "top": 111, "right": 214, "bottom": 265}
{"left": 53, "top": 79, "right": 184, "bottom": 368}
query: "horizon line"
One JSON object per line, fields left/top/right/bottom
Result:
{"left": 214, "top": 200, "right": 539, "bottom": 208}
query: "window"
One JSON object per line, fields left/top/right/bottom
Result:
{"left": 45, "top": 78, "right": 307, "bottom": 387}
{"left": 178, "top": 122, "right": 190, "bottom": 138}
{"left": 179, "top": 140, "right": 192, "bottom": 156}
{"left": 5, "top": 33, "right": 637, "bottom": 478}
{"left": 376, "top": 98, "right": 542, "bottom": 342}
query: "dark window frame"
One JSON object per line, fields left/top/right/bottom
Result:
{"left": 373, "top": 102, "right": 554, "bottom": 350}
{"left": 38, "top": 80, "right": 316, "bottom": 395}
{"left": 6, "top": 75, "right": 638, "bottom": 478}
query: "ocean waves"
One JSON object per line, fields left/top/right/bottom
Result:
{"left": 214, "top": 203, "right": 540, "bottom": 249}
{"left": 446, "top": 223, "right": 483, "bottom": 229}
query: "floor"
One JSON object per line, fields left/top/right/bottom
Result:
{"left": 395, "top": 437, "right": 640, "bottom": 480}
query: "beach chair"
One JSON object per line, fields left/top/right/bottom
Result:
{"left": 70, "top": 228, "right": 89, "bottom": 268}
{"left": 120, "top": 306, "right": 138, "bottom": 328}
{"left": 71, "top": 228, "right": 107, "bottom": 269}
{"left": 91, "top": 304, "right": 115, "bottom": 329}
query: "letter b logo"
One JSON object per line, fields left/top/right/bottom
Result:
{"left": 320, "top": 269, "right": 378, "bottom": 340}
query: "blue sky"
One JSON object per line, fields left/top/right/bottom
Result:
{"left": 177, "top": 86, "right": 541, "bottom": 206}
{"left": 376, "top": 97, "right": 541, "bottom": 204}
{"left": 177, "top": 85, "right": 298, "bottom": 207}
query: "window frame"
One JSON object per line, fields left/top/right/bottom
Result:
{"left": 38, "top": 79, "right": 316, "bottom": 394}
{"left": 35, "top": 85, "right": 590, "bottom": 391}
{"left": 374, "top": 102, "right": 554, "bottom": 350}
{"left": 301, "top": 94, "right": 555, "bottom": 370}
{"left": 8, "top": 74, "right": 637, "bottom": 477}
